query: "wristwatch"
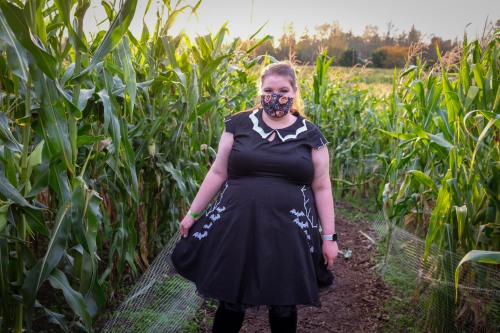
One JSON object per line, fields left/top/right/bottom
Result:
{"left": 322, "top": 233, "right": 337, "bottom": 241}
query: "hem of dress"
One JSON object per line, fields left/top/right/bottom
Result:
{"left": 193, "top": 289, "right": 323, "bottom": 312}
{"left": 168, "top": 252, "right": 323, "bottom": 309}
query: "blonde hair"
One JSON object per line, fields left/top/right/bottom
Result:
{"left": 246, "top": 61, "right": 306, "bottom": 117}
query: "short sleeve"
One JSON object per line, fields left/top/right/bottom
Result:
{"left": 224, "top": 115, "right": 237, "bottom": 133}
{"left": 307, "top": 123, "right": 329, "bottom": 149}
{"left": 224, "top": 111, "right": 252, "bottom": 134}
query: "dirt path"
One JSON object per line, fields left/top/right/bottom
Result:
{"left": 197, "top": 202, "right": 392, "bottom": 332}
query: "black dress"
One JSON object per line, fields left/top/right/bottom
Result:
{"left": 171, "top": 109, "right": 333, "bottom": 308}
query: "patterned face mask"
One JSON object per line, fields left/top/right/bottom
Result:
{"left": 261, "top": 93, "right": 294, "bottom": 118}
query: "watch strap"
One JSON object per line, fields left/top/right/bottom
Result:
{"left": 322, "top": 233, "right": 338, "bottom": 241}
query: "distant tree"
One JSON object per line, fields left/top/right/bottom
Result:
{"left": 384, "top": 21, "right": 396, "bottom": 46}
{"left": 363, "top": 24, "right": 381, "bottom": 43}
{"left": 338, "top": 48, "right": 360, "bottom": 67}
{"left": 397, "top": 31, "right": 408, "bottom": 46}
{"left": 314, "top": 21, "right": 347, "bottom": 61}
{"left": 276, "top": 23, "right": 296, "bottom": 60}
{"left": 295, "top": 27, "right": 317, "bottom": 64}
{"left": 260, "top": 20, "right": 460, "bottom": 67}
{"left": 360, "top": 24, "right": 382, "bottom": 58}
{"left": 345, "top": 32, "right": 367, "bottom": 60}
{"left": 426, "top": 36, "right": 455, "bottom": 64}
{"left": 371, "top": 48, "right": 387, "bottom": 67}
{"left": 251, "top": 39, "right": 277, "bottom": 59}
{"left": 408, "top": 25, "right": 422, "bottom": 45}
{"left": 371, "top": 45, "right": 408, "bottom": 68}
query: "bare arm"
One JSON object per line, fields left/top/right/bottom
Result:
{"left": 311, "top": 146, "right": 338, "bottom": 269}
{"left": 179, "top": 131, "right": 234, "bottom": 237}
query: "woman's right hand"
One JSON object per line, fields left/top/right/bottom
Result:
{"left": 179, "top": 215, "right": 197, "bottom": 238}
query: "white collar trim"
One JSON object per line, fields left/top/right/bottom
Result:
{"left": 249, "top": 109, "right": 308, "bottom": 142}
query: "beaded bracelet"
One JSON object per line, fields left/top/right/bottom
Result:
{"left": 188, "top": 210, "right": 201, "bottom": 218}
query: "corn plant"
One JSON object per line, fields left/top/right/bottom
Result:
{"left": 380, "top": 30, "right": 500, "bottom": 331}
{"left": 0, "top": 0, "right": 189, "bottom": 331}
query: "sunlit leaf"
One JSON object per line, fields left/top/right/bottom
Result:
{"left": 0, "top": 2, "right": 57, "bottom": 79}
{"left": 0, "top": 10, "right": 29, "bottom": 81}
{"left": 53, "top": 0, "right": 88, "bottom": 52}
{"left": 73, "top": 0, "right": 138, "bottom": 81}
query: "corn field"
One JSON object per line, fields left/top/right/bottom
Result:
{"left": 0, "top": 0, "right": 498, "bottom": 332}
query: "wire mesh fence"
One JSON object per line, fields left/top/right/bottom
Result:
{"left": 102, "top": 234, "right": 203, "bottom": 332}
{"left": 373, "top": 214, "right": 500, "bottom": 333}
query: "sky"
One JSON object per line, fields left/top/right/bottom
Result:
{"left": 85, "top": 0, "right": 499, "bottom": 42}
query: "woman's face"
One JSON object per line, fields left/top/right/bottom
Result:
{"left": 261, "top": 75, "right": 296, "bottom": 98}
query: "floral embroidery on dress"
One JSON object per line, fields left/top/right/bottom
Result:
{"left": 192, "top": 182, "right": 229, "bottom": 240}
{"left": 289, "top": 186, "right": 319, "bottom": 253}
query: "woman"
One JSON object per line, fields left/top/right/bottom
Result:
{"left": 171, "top": 61, "right": 338, "bottom": 333}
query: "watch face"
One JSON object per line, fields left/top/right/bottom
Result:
{"left": 332, "top": 233, "right": 338, "bottom": 241}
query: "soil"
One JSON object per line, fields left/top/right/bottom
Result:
{"left": 193, "top": 201, "right": 393, "bottom": 332}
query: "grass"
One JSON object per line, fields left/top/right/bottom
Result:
{"left": 297, "top": 65, "right": 394, "bottom": 95}
{"left": 192, "top": 299, "right": 218, "bottom": 331}
{"left": 333, "top": 190, "right": 382, "bottom": 222}
{"left": 380, "top": 297, "right": 425, "bottom": 333}
{"left": 98, "top": 275, "right": 203, "bottom": 332}
{"left": 331, "top": 66, "right": 394, "bottom": 95}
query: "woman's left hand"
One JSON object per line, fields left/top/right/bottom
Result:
{"left": 322, "top": 241, "right": 339, "bottom": 270}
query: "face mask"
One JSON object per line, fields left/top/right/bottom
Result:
{"left": 261, "top": 93, "right": 294, "bottom": 118}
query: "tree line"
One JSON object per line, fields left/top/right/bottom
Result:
{"left": 241, "top": 20, "right": 500, "bottom": 68}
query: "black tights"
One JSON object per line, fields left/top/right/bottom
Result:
{"left": 212, "top": 302, "right": 297, "bottom": 333}
{"left": 212, "top": 305, "right": 245, "bottom": 333}
{"left": 268, "top": 306, "right": 297, "bottom": 333}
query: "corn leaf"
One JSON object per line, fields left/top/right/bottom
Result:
{"left": 21, "top": 206, "right": 47, "bottom": 236}
{"left": 0, "top": 172, "right": 36, "bottom": 209}
{"left": 0, "top": 2, "right": 57, "bottom": 80}
{"left": 48, "top": 269, "right": 92, "bottom": 332}
{"left": 116, "top": 36, "right": 136, "bottom": 117}
{"left": 377, "top": 129, "right": 416, "bottom": 141}
{"left": 425, "top": 170, "right": 452, "bottom": 259}
{"left": 0, "top": 10, "right": 29, "bottom": 82}
{"left": 455, "top": 205, "right": 467, "bottom": 241}
{"left": 0, "top": 203, "right": 10, "bottom": 232}
{"left": 409, "top": 170, "right": 438, "bottom": 194}
{"left": 0, "top": 111, "right": 22, "bottom": 152}
{"left": 71, "top": 182, "right": 89, "bottom": 254}
{"left": 39, "top": 304, "right": 69, "bottom": 332}
{"left": 53, "top": 0, "right": 87, "bottom": 52}
{"left": 455, "top": 250, "right": 500, "bottom": 300}
{"left": 159, "top": 162, "right": 188, "bottom": 195}
{"left": 73, "top": 0, "right": 138, "bottom": 81}
{"left": 471, "top": 113, "right": 500, "bottom": 167}
{"left": 37, "top": 73, "right": 74, "bottom": 175}
{"left": 22, "top": 201, "right": 71, "bottom": 327}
